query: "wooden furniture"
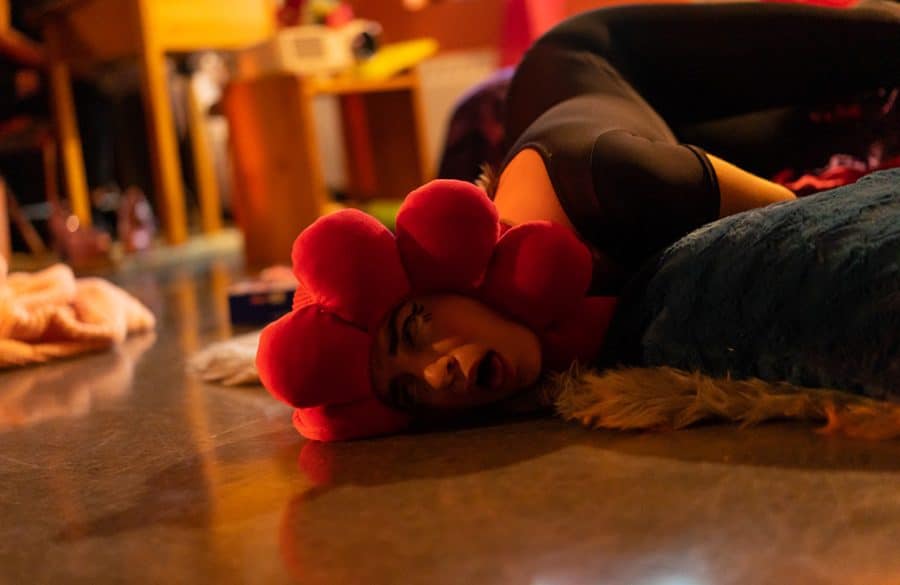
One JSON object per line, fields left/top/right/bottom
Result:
{"left": 0, "top": 2, "right": 48, "bottom": 260}
{"left": 224, "top": 69, "right": 430, "bottom": 268}
{"left": 36, "top": 0, "right": 276, "bottom": 244}
{"left": 0, "top": 24, "right": 45, "bottom": 67}
{"left": 0, "top": 178, "right": 9, "bottom": 261}
{"left": 348, "top": 0, "right": 691, "bottom": 62}
{"left": 347, "top": 0, "right": 504, "bottom": 54}
{"left": 0, "top": 0, "right": 45, "bottom": 65}
{"left": 0, "top": 119, "right": 65, "bottom": 257}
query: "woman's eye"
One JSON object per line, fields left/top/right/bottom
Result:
{"left": 402, "top": 303, "right": 431, "bottom": 348}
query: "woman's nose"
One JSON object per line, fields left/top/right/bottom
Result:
{"left": 423, "top": 355, "right": 462, "bottom": 391}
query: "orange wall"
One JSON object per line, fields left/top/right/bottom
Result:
{"left": 346, "top": 0, "right": 505, "bottom": 53}
{"left": 346, "top": 0, "right": 691, "bottom": 55}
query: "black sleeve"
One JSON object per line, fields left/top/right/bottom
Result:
{"left": 504, "top": 115, "right": 720, "bottom": 283}
{"left": 501, "top": 43, "right": 722, "bottom": 275}
{"left": 575, "top": 129, "right": 720, "bottom": 270}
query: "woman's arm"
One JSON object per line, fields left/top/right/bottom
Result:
{"left": 492, "top": 143, "right": 797, "bottom": 265}
{"left": 492, "top": 148, "right": 576, "bottom": 229}
{"left": 708, "top": 153, "right": 796, "bottom": 218}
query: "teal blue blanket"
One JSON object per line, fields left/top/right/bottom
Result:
{"left": 603, "top": 168, "right": 900, "bottom": 400}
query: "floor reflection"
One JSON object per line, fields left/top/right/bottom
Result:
{"left": 277, "top": 422, "right": 900, "bottom": 584}
{"left": 5, "top": 249, "right": 900, "bottom": 584}
{"left": 55, "top": 428, "right": 301, "bottom": 542}
{"left": 291, "top": 417, "right": 900, "bottom": 495}
{"left": 0, "top": 332, "right": 156, "bottom": 431}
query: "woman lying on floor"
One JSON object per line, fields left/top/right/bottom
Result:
{"left": 249, "top": 2, "right": 900, "bottom": 442}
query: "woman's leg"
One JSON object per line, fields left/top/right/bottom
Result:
{"left": 499, "top": 2, "right": 898, "bottom": 250}
{"left": 503, "top": 2, "right": 899, "bottom": 159}
{"left": 537, "top": 2, "right": 900, "bottom": 126}
{"left": 673, "top": 102, "right": 887, "bottom": 177}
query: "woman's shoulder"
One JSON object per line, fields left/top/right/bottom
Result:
{"left": 492, "top": 147, "right": 576, "bottom": 230}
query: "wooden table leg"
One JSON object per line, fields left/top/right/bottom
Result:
{"left": 42, "top": 137, "right": 61, "bottom": 206}
{"left": 0, "top": 179, "right": 10, "bottom": 262}
{"left": 355, "top": 88, "right": 431, "bottom": 200}
{"left": 138, "top": 46, "right": 189, "bottom": 245}
{"left": 340, "top": 69, "right": 431, "bottom": 201}
{"left": 4, "top": 185, "right": 46, "bottom": 254}
{"left": 223, "top": 75, "right": 327, "bottom": 268}
{"left": 44, "top": 24, "right": 91, "bottom": 226}
{"left": 187, "top": 76, "right": 222, "bottom": 234}
{"left": 408, "top": 68, "right": 432, "bottom": 185}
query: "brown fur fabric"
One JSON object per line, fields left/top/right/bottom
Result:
{"left": 189, "top": 332, "right": 900, "bottom": 440}
{"left": 474, "top": 163, "right": 498, "bottom": 200}
{"left": 188, "top": 331, "right": 261, "bottom": 386}
{"left": 551, "top": 365, "right": 900, "bottom": 440}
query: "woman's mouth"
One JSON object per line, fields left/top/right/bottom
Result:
{"left": 472, "top": 350, "right": 505, "bottom": 391}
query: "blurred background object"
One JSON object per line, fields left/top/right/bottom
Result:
{"left": 0, "top": 331, "right": 155, "bottom": 431}
{"left": 0, "top": 0, "right": 598, "bottom": 270}
{"left": 0, "top": 0, "right": 883, "bottom": 275}
{"left": 0, "top": 176, "right": 8, "bottom": 259}
{"left": 4, "top": 3, "right": 900, "bottom": 584}
{"left": 33, "top": 0, "right": 275, "bottom": 245}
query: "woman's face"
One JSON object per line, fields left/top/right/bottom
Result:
{"left": 370, "top": 294, "right": 542, "bottom": 413}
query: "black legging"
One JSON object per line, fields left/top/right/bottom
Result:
{"left": 504, "top": 2, "right": 900, "bottom": 174}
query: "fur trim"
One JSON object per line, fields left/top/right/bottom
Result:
{"left": 188, "top": 331, "right": 261, "bottom": 386}
{"left": 550, "top": 364, "right": 900, "bottom": 440}
{"left": 187, "top": 332, "right": 900, "bottom": 440}
{"left": 474, "top": 163, "right": 498, "bottom": 200}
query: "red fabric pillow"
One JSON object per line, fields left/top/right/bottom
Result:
{"left": 256, "top": 179, "right": 617, "bottom": 441}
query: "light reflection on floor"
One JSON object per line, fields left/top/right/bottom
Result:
{"left": 2, "top": 251, "right": 900, "bottom": 584}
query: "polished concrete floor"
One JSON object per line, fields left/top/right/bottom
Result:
{"left": 3, "top": 254, "right": 900, "bottom": 585}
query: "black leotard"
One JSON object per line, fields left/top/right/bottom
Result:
{"left": 500, "top": 2, "right": 900, "bottom": 294}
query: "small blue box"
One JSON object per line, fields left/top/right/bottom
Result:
{"left": 228, "top": 280, "right": 295, "bottom": 326}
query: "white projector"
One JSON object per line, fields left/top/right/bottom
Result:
{"left": 237, "top": 20, "right": 382, "bottom": 78}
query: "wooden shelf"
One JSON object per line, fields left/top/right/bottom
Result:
{"left": 0, "top": 179, "right": 10, "bottom": 262}
{"left": 224, "top": 67, "right": 430, "bottom": 268}
{"left": 306, "top": 72, "right": 418, "bottom": 97}
{"left": 0, "top": 28, "right": 45, "bottom": 67}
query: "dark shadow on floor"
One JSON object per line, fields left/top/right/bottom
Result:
{"left": 295, "top": 416, "right": 900, "bottom": 494}
{"left": 54, "top": 427, "right": 300, "bottom": 542}
{"left": 54, "top": 412, "right": 900, "bottom": 543}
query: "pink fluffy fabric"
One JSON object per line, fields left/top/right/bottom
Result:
{"left": 0, "top": 256, "right": 156, "bottom": 368}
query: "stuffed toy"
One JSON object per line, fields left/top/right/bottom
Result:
{"left": 199, "top": 171, "right": 900, "bottom": 442}
{"left": 254, "top": 179, "right": 618, "bottom": 441}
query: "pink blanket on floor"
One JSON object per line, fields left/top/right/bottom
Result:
{"left": 0, "top": 256, "right": 156, "bottom": 368}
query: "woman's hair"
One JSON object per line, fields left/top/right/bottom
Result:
{"left": 475, "top": 162, "right": 499, "bottom": 201}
